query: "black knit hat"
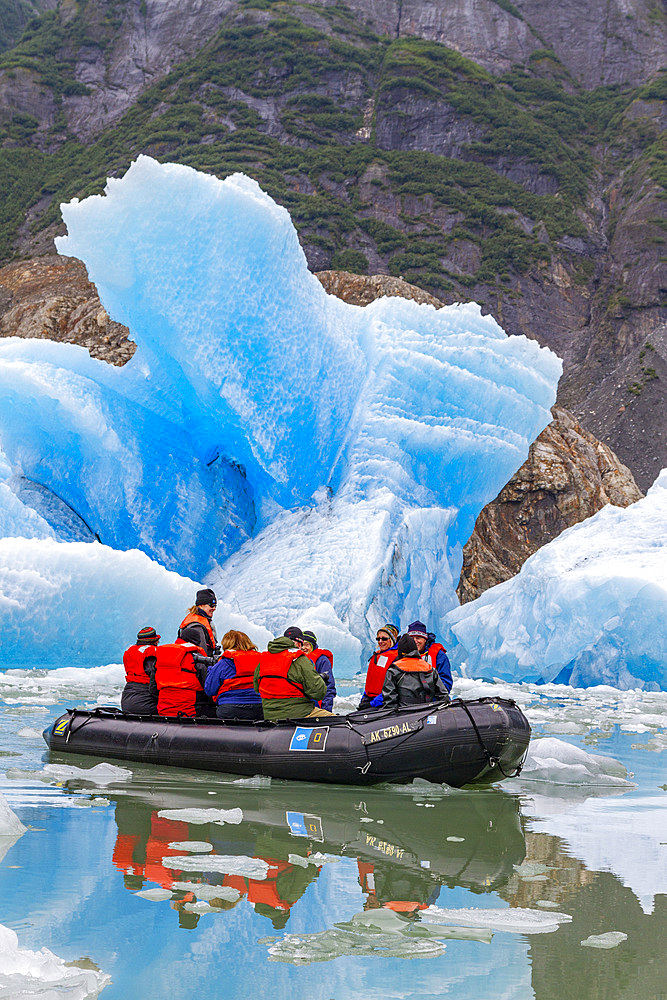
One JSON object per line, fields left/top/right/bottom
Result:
{"left": 397, "top": 634, "right": 419, "bottom": 658}
{"left": 137, "top": 626, "right": 160, "bottom": 645}
{"left": 283, "top": 625, "right": 304, "bottom": 641}
{"left": 301, "top": 630, "right": 318, "bottom": 649}
{"left": 195, "top": 588, "right": 217, "bottom": 607}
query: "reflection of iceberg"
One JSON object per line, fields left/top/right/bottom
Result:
{"left": 446, "top": 469, "right": 667, "bottom": 690}
{"left": 0, "top": 156, "right": 560, "bottom": 670}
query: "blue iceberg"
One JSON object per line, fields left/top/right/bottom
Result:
{"left": 0, "top": 156, "right": 562, "bottom": 670}
{"left": 445, "top": 469, "right": 667, "bottom": 690}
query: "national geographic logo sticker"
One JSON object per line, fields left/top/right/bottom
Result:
{"left": 289, "top": 726, "right": 329, "bottom": 751}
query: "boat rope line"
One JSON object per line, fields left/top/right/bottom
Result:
{"left": 455, "top": 700, "right": 525, "bottom": 779}
{"left": 63, "top": 710, "right": 96, "bottom": 743}
{"left": 346, "top": 702, "right": 449, "bottom": 774}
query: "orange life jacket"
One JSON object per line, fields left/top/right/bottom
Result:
{"left": 424, "top": 641, "right": 446, "bottom": 671}
{"left": 154, "top": 641, "right": 205, "bottom": 717}
{"left": 257, "top": 648, "right": 306, "bottom": 700}
{"left": 394, "top": 656, "right": 434, "bottom": 673}
{"left": 364, "top": 649, "right": 398, "bottom": 697}
{"left": 123, "top": 644, "right": 157, "bottom": 685}
{"left": 216, "top": 649, "right": 262, "bottom": 698}
{"left": 178, "top": 610, "right": 216, "bottom": 654}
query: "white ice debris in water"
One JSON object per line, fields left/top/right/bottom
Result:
{"left": 0, "top": 923, "right": 110, "bottom": 998}
{"left": 16, "top": 727, "right": 43, "bottom": 739}
{"left": 157, "top": 808, "right": 243, "bottom": 826}
{"left": 163, "top": 855, "right": 270, "bottom": 880}
{"left": 42, "top": 762, "right": 132, "bottom": 786}
{"left": 446, "top": 468, "right": 667, "bottom": 690}
{"left": 511, "top": 738, "right": 633, "bottom": 787}
{"left": 581, "top": 932, "right": 628, "bottom": 949}
{"left": 421, "top": 906, "right": 572, "bottom": 934}
{"left": 287, "top": 854, "right": 312, "bottom": 868}
{"left": 0, "top": 155, "right": 560, "bottom": 674}
{"left": 0, "top": 792, "right": 26, "bottom": 836}
{"left": 0, "top": 663, "right": 126, "bottom": 706}
{"left": 135, "top": 888, "right": 172, "bottom": 902}
{"left": 171, "top": 882, "right": 241, "bottom": 903}
{"left": 232, "top": 775, "right": 271, "bottom": 788}
{"left": 166, "top": 841, "right": 212, "bottom": 853}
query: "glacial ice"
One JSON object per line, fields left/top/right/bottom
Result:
{"left": 446, "top": 468, "right": 667, "bottom": 690}
{"left": 0, "top": 791, "right": 26, "bottom": 837}
{"left": 162, "top": 855, "right": 270, "bottom": 879}
{"left": 0, "top": 923, "right": 110, "bottom": 999}
{"left": 514, "top": 737, "right": 634, "bottom": 787}
{"left": 157, "top": 807, "right": 243, "bottom": 826}
{"left": 0, "top": 155, "right": 560, "bottom": 673}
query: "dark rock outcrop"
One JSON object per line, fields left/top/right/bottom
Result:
{"left": 457, "top": 405, "right": 643, "bottom": 603}
{"left": 0, "top": 256, "right": 133, "bottom": 365}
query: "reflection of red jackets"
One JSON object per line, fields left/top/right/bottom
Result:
{"left": 123, "top": 644, "right": 157, "bottom": 684}
{"left": 257, "top": 649, "right": 304, "bottom": 699}
{"left": 154, "top": 641, "right": 205, "bottom": 717}
{"left": 216, "top": 649, "right": 262, "bottom": 697}
{"left": 144, "top": 816, "right": 190, "bottom": 890}
{"left": 112, "top": 833, "right": 143, "bottom": 879}
{"left": 357, "top": 860, "right": 426, "bottom": 913}
{"left": 364, "top": 649, "right": 398, "bottom": 697}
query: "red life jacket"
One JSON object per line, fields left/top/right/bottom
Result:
{"left": 424, "top": 642, "right": 446, "bottom": 671}
{"left": 364, "top": 649, "right": 398, "bottom": 697}
{"left": 216, "top": 649, "right": 262, "bottom": 699}
{"left": 154, "top": 641, "right": 205, "bottom": 717}
{"left": 257, "top": 648, "right": 305, "bottom": 700}
{"left": 306, "top": 648, "right": 333, "bottom": 668}
{"left": 178, "top": 610, "right": 216, "bottom": 654}
{"left": 394, "top": 656, "right": 434, "bottom": 673}
{"left": 123, "top": 644, "right": 157, "bottom": 685}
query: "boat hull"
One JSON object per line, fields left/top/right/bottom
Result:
{"left": 44, "top": 697, "right": 530, "bottom": 787}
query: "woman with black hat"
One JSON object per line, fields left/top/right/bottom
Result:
{"left": 121, "top": 626, "right": 161, "bottom": 715}
{"left": 177, "top": 588, "right": 219, "bottom": 658}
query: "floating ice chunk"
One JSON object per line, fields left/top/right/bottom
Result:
{"left": 171, "top": 882, "right": 241, "bottom": 902}
{"left": 307, "top": 853, "right": 339, "bottom": 865}
{"left": 42, "top": 762, "right": 132, "bottom": 786}
{"left": 232, "top": 775, "right": 271, "bottom": 787}
{"left": 421, "top": 905, "right": 572, "bottom": 934}
{"left": 0, "top": 792, "right": 26, "bottom": 836}
{"left": 183, "top": 901, "right": 217, "bottom": 914}
{"left": 157, "top": 807, "right": 243, "bottom": 826}
{"left": 580, "top": 932, "right": 627, "bottom": 949}
{"left": 135, "top": 888, "right": 172, "bottom": 902}
{"left": 513, "top": 862, "right": 550, "bottom": 878}
{"left": 287, "top": 854, "right": 312, "bottom": 868}
{"left": 0, "top": 923, "right": 110, "bottom": 997}
{"left": 535, "top": 900, "right": 561, "bottom": 909}
{"left": 163, "top": 855, "right": 269, "bottom": 880}
{"left": 166, "top": 841, "right": 212, "bottom": 853}
{"left": 515, "top": 738, "right": 633, "bottom": 787}
{"left": 0, "top": 664, "right": 125, "bottom": 705}
{"left": 447, "top": 836, "right": 465, "bottom": 842}
{"left": 446, "top": 470, "right": 667, "bottom": 690}
{"left": 16, "top": 728, "right": 43, "bottom": 739}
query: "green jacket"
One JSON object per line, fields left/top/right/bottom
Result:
{"left": 253, "top": 636, "right": 327, "bottom": 721}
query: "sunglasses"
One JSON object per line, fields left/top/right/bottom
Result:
{"left": 376, "top": 634, "right": 391, "bottom": 642}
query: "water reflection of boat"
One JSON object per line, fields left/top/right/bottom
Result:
{"left": 44, "top": 697, "right": 530, "bottom": 787}
{"left": 104, "top": 776, "right": 526, "bottom": 928}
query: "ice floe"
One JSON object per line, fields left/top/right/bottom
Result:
{"left": 157, "top": 808, "right": 243, "bottom": 826}
{"left": 0, "top": 923, "right": 110, "bottom": 998}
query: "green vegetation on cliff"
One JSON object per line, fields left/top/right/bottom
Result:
{"left": 0, "top": 0, "right": 664, "bottom": 295}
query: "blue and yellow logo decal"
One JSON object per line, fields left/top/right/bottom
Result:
{"left": 53, "top": 719, "right": 69, "bottom": 735}
{"left": 289, "top": 726, "right": 329, "bottom": 751}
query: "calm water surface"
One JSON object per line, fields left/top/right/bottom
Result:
{"left": 0, "top": 674, "right": 665, "bottom": 1000}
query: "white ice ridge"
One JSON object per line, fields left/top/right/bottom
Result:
{"left": 0, "top": 155, "right": 560, "bottom": 670}
{"left": 0, "top": 923, "right": 110, "bottom": 999}
{"left": 446, "top": 468, "right": 667, "bottom": 690}
{"left": 513, "top": 738, "right": 633, "bottom": 787}
{"left": 0, "top": 791, "right": 26, "bottom": 837}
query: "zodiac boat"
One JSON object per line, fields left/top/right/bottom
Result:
{"left": 44, "top": 696, "right": 530, "bottom": 787}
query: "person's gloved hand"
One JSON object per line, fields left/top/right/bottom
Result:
{"left": 370, "top": 694, "right": 383, "bottom": 707}
{"left": 320, "top": 673, "right": 330, "bottom": 683}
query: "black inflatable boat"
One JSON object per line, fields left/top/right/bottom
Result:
{"left": 44, "top": 696, "right": 530, "bottom": 787}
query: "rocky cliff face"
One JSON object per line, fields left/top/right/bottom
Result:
{"left": 457, "top": 405, "right": 643, "bottom": 603}
{"left": 0, "top": 256, "right": 133, "bottom": 364}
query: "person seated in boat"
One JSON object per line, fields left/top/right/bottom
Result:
{"left": 300, "top": 629, "right": 337, "bottom": 712}
{"left": 177, "top": 588, "right": 219, "bottom": 659}
{"left": 204, "top": 629, "right": 263, "bottom": 721}
{"left": 254, "top": 630, "right": 335, "bottom": 721}
{"left": 121, "top": 626, "right": 160, "bottom": 715}
{"left": 358, "top": 624, "right": 399, "bottom": 709}
{"left": 152, "top": 638, "right": 216, "bottom": 718}
{"left": 406, "top": 620, "right": 453, "bottom": 694}
{"left": 379, "top": 634, "right": 449, "bottom": 711}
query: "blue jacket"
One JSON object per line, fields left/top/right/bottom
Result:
{"left": 312, "top": 653, "right": 336, "bottom": 712}
{"left": 204, "top": 656, "right": 262, "bottom": 705}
